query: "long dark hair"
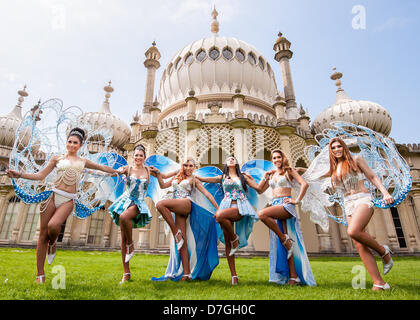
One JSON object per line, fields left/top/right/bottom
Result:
{"left": 220, "top": 156, "right": 248, "bottom": 192}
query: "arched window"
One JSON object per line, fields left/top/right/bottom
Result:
{"left": 248, "top": 52, "right": 256, "bottom": 65}
{"left": 390, "top": 207, "right": 407, "bottom": 248}
{"left": 21, "top": 203, "right": 40, "bottom": 241}
{"left": 222, "top": 47, "right": 233, "bottom": 60}
{"left": 0, "top": 196, "right": 20, "bottom": 240}
{"left": 184, "top": 52, "right": 193, "bottom": 65}
{"left": 258, "top": 57, "right": 265, "bottom": 70}
{"left": 235, "top": 49, "right": 245, "bottom": 62}
{"left": 87, "top": 210, "right": 105, "bottom": 245}
{"left": 196, "top": 49, "right": 206, "bottom": 62}
{"left": 209, "top": 47, "right": 220, "bottom": 61}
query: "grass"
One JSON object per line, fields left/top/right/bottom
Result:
{"left": 0, "top": 247, "right": 419, "bottom": 300}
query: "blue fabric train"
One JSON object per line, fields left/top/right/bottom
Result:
{"left": 242, "top": 159, "right": 316, "bottom": 286}
{"left": 146, "top": 155, "right": 219, "bottom": 281}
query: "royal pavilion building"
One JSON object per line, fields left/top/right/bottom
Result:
{"left": 1, "top": 9, "right": 419, "bottom": 255}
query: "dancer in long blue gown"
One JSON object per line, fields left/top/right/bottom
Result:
{"left": 149, "top": 156, "right": 220, "bottom": 282}
{"left": 195, "top": 156, "right": 260, "bottom": 285}
{"left": 242, "top": 150, "right": 316, "bottom": 286}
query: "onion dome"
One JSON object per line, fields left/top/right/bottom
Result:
{"left": 157, "top": 7, "right": 278, "bottom": 110}
{"left": 0, "top": 86, "right": 27, "bottom": 147}
{"left": 82, "top": 81, "right": 131, "bottom": 149}
{"left": 312, "top": 68, "right": 392, "bottom": 136}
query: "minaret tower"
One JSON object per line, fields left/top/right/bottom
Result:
{"left": 143, "top": 41, "right": 161, "bottom": 120}
{"left": 273, "top": 32, "right": 299, "bottom": 118}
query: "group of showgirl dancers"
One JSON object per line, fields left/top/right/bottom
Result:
{"left": 6, "top": 100, "right": 412, "bottom": 291}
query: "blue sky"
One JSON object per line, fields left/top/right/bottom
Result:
{"left": 0, "top": 0, "right": 418, "bottom": 143}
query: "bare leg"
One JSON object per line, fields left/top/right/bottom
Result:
{"left": 156, "top": 199, "right": 191, "bottom": 241}
{"left": 119, "top": 205, "right": 139, "bottom": 278}
{"left": 216, "top": 208, "right": 242, "bottom": 283}
{"left": 36, "top": 196, "right": 56, "bottom": 282}
{"left": 46, "top": 200, "right": 74, "bottom": 247}
{"left": 258, "top": 205, "right": 293, "bottom": 250}
{"left": 281, "top": 221, "right": 298, "bottom": 283}
{"left": 346, "top": 205, "right": 387, "bottom": 290}
{"left": 175, "top": 212, "right": 191, "bottom": 279}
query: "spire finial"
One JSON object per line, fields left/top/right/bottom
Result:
{"left": 211, "top": 6, "right": 219, "bottom": 35}
{"left": 330, "top": 67, "right": 344, "bottom": 91}
{"left": 104, "top": 80, "right": 114, "bottom": 103}
{"left": 17, "top": 85, "right": 28, "bottom": 107}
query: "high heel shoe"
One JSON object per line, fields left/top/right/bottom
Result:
{"left": 282, "top": 234, "right": 294, "bottom": 260}
{"left": 373, "top": 282, "right": 391, "bottom": 290}
{"left": 231, "top": 275, "right": 239, "bottom": 285}
{"left": 175, "top": 229, "right": 184, "bottom": 251}
{"left": 228, "top": 235, "right": 240, "bottom": 257}
{"left": 289, "top": 277, "right": 301, "bottom": 285}
{"left": 125, "top": 243, "right": 135, "bottom": 263}
{"left": 381, "top": 245, "right": 394, "bottom": 275}
{"left": 119, "top": 272, "right": 131, "bottom": 284}
{"left": 47, "top": 240, "right": 57, "bottom": 265}
{"left": 36, "top": 275, "right": 45, "bottom": 284}
{"left": 181, "top": 274, "right": 192, "bottom": 281}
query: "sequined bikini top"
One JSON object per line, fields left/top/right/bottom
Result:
{"left": 55, "top": 156, "right": 85, "bottom": 188}
{"left": 334, "top": 169, "right": 365, "bottom": 193}
{"left": 222, "top": 176, "right": 246, "bottom": 201}
{"left": 269, "top": 174, "right": 293, "bottom": 189}
{"left": 172, "top": 179, "right": 192, "bottom": 199}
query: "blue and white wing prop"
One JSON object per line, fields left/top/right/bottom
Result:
{"left": 76, "top": 152, "right": 127, "bottom": 218}
{"left": 241, "top": 159, "right": 275, "bottom": 211}
{"left": 9, "top": 98, "right": 126, "bottom": 218}
{"left": 9, "top": 98, "right": 83, "bottom": 204}
{"left": 193, "top": 166, "right": 224, "bottom": 214}
{"left": 302, "top": 121, "right": 412, "bottom": 229}
{"left": 144, "top": 154, "right": 180, "bottom": 204}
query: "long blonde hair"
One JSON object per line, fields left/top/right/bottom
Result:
{"left": 174, "top": 157, "right": 196, "bottom": 183}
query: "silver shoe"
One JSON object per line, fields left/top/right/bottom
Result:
{"left": 381, "top": 245, "right": 394, "bottom": 275}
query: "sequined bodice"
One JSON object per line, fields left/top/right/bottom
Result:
{"left": 172, "top": 179, "right": 192, "bottom": 199}
{"left": 55, "top": 157, "right": 85, "bottom": 188}
{"left": 222, "top": 177, "right": 246, "bottom": 201}
{"left": 269, "top": 174, "right": 292, "bottom": 189}
{"left": 126, "top": 175, "right": 148, "bottom": 200}
{"left": 334, "top": 170, "right": 366, "bottom": 194}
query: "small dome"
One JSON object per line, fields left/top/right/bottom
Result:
{"left": 312, "top": 68, "right": 392, "bottom": 136}
{"left": 0, "top": 86, "right": 27, "bottom": 147}
{"left": 82, "top": 82, "right": 131, "bottom": 149}
{"left": 158, "top": 36, "right": 279, "bottom": 110}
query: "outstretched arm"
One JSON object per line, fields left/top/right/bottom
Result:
{"left": 155, "top": 172, "right": 174, "bottom": 189}
{"left": 356, "top": 156, "right": 394, "bottom": 205}
{"left": 6, "top": 155, "right": 59, "bottom": 181}
{"left": 85, "top": 159, "right": 119, "bottom": 176}
{"left": 148, "top": 166, "right": 179, "bottom": 179}
{"left": 195, "top": 175, "right": 223, "bottom": 184}
{"left": 195, "top": 179, "right": 219, "bottom": 211}
{"left": 242, "top": 170, "right": 273, "bottom": 194}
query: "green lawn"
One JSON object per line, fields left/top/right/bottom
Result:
{"left": 0, "top": 248, "right": 418, "bottom": 300}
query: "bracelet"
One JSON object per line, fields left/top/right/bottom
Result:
{"left": 262, "top": 177, "right": 266, "bottom": 182}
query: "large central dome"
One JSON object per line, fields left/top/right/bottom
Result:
{"left": 158, "top": 35, "right": 279, "bottom": 109}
